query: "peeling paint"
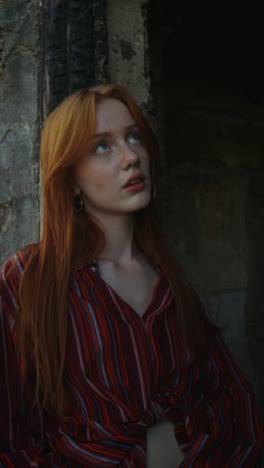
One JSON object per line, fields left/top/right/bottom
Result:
{"left": 0, "top": 0, "right": 41, "bottom": 263}
{"left": 120, "top": 39, "right": 136, "bottom": 60}
{"left": 106, "top": 0, "right": 151, "bottom": 105}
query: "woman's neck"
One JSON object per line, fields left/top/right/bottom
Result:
{"left": 95, "top": 212, "right": 138, "bottom": 266}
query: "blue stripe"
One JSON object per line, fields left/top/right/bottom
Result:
{"left": 88, "top": 303, "right": 110, "bottom": 389}
{"left": 238, "top": 445, "right": 253, "bottom": 465}
{"left": 247, "top": 392, "right": 256, "bottom": 442}
{"left": 73, "top": 282, "right": 100, "bottom": 377}
{"left": 105, "top": 314, "right": 130, "bottom": 403}
{"left": 60, "top": 432, "right": 117, "bottom": 463}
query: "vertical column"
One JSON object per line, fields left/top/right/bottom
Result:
{"left": 44, "top": 0, "right": 108, "bottom": 116}
{"left": 0, "top": 0, "right": 43, "bottom": 264}
{"left": 106, "top": 0, "right": 151, "bottom": 108}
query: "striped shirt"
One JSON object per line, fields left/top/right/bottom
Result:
{"left": 0, "top": 244, "right": 263, "bottom": 467}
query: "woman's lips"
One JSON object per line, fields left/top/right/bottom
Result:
{"left": 123, "top": 173, "right": 145, "bottom": 188}
{"left": 123, "top": 180, "right": 145, "bottom": 192}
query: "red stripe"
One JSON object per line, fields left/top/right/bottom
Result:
{"left": 0, "top": 243, "right": 263, "bottom": 466}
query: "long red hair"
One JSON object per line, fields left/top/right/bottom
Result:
{"left": 19, "top": 84, "right": 216, "bottom": 416}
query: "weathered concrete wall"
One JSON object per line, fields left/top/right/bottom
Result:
{"left": 162, "top": 92, "right": 264, "bottom": 419}
{"left": 148, "top": 0, "right": 264, "bottom": 422}
{"left": 106, "top": 0, "right": 151, "bottom": 107}
{"left": 44, "top": 0, "right": 108, "bottom": 116}
{"left": 0, "top": 0, "right": 42, "bottom": 265}
{"left": 1, "top": 0, "right": 108, "bottom": 264}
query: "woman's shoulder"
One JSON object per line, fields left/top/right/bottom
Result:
{"left": 1, "top": 242, "right": 39, "bottom": 274}
{"left": 0, "top": 242, "right": 40, "bottom": 305}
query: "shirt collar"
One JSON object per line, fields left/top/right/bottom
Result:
{"left": 72, "top": 256, "right": 97, "bottom": 272}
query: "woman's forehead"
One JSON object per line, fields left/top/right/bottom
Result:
{"left": 95, "top": 97, "right": 136, "bottom": 134}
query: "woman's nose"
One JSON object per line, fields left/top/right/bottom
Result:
{"left": 120, "top": 144, "right": 140, "bottom": 169}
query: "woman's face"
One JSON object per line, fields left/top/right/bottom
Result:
{"left": 73, "top": 97, "right": 151, "bottom": 218}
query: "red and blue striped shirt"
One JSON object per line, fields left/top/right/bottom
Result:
{"left": 0, "top": 244, "right": 263, "bottom": 466}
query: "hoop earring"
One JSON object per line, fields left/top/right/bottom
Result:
{"left": 74, "top": 194, "right": 83, "bottom": 212}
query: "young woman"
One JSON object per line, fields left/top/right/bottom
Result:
{"left": 0, "top": 84, "right": 263, "bottom": 467}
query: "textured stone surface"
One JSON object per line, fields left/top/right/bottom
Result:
{"left": 147, "top": 0, "right": 264, "bottom": 423}
{"left": 107, "top": 0, "right": 151, "bottom": 106}
{"left": 162, "top": 105, "right": 264, "bottom": 289}
{"left": 44, "top": 0, "right": 108, "bottom": 116}
{"left": 201, "top": 288, "right": 264, "bottom": 411}
{"left": 0, "top": 0, "right": 41, "bottom": 265}
{"left": 158, "top": 88, "right": 264, "bottom": 422}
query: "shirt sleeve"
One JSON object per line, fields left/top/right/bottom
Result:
{"left": 179, "top": 312, "right": 264, "bottom": 466}
{"left": 0, "top": 268, "right": 54, "bottom": 467}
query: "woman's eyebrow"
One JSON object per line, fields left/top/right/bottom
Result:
{"left": 93, "top": 125, "right": 139, "bottom": 141}
{"left": 125, "top": 124, "right": 139, "bottom": 132}
{"left": 92, "top": 132, "right": 112, "bottom": 141}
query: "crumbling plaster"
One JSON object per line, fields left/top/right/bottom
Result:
{"left": 0, "top": 0, "right": 42, "bottom": 264}
{"left": 106, "top": 0, "right": 150, "bottom": 106}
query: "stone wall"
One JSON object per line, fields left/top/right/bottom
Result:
{"left": 162, "top": 90, "right": 264, "bottom": 420}
{"left": 107, "top": 0, "right": 152, "bottom": 110}
{"left": 0, "top": 0, "right": 42, "bottom": 265}
{"left": 148, "top": 0, "right": 264, "bottom": 422}
{"left": 44, "top": 0, "right": 108, "bottom": 116}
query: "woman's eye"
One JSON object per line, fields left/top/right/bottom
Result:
{"left": 95, "top": 142, "right": 110, "bottom": 154}
{"left": 127, "top": 133, "right": 140, "bottom": 144}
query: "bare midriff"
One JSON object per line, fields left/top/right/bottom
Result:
{"left": 146, "top": 421, "right": 184, "bottom": 468}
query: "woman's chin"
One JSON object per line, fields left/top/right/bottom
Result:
{"left": 126, "top": 194, "right": 151, "bottom": 212}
